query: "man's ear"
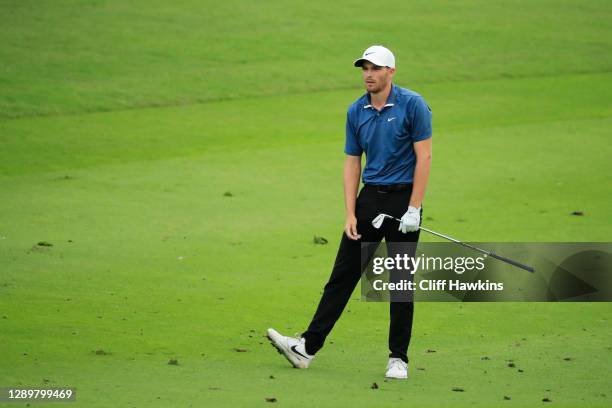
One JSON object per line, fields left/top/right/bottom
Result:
{"left": 387, "top": 67, "right": 396, "bottom": 75}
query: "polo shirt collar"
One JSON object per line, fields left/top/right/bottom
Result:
{"left": 363, "top": 84, "right": 397, "bottom": 109}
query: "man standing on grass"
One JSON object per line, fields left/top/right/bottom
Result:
{"left": 267, "top": 45, "right": 432, "bottom": 379}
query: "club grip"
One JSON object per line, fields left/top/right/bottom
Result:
{"left": 488, "top": 252, "right": 535, "bottom": 273}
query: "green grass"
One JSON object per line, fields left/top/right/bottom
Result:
{"left": 1, "top": 1, "right": 612, "bottom": 407}
{"left": 1, "top": 0, "right": 611, "bottom": 118}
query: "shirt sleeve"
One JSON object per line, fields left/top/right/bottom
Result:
{"left": 344, "top": 108, "right": 363, "bottom": 156}
{"left": 409, "top": 97, "right": 432, "bottom": 142}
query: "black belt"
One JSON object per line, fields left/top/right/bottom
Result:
{"left": 365, "top": 183, "right": 412, "bottom": 193}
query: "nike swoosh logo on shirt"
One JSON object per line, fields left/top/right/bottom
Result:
{"left": 387, "top": 117, "right": 396, "bottom": 122}
{"left": 290, "top": 345, "right": 309, "bottom": 359}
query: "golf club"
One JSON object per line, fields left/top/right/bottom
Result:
{"left": 371, "top": 213, "right": 535, "bottom": 273}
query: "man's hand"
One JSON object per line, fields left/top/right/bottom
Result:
{"left": 345, "top": 214, "right": 362, "bottom": 240}
{"left": 398, "top": 206, "right": 421, "bottom": 233}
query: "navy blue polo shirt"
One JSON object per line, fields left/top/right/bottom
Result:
{"left": 344, "top": 84, "right": 432, "bottom": 185}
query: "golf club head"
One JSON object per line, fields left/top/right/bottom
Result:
{"left": 372, "top": 214, "right": 389, "bottom": 229}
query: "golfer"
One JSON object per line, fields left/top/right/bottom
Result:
{"left": 268, "top": 45, "right": 432, "bottom": 379}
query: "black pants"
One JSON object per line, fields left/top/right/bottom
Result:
{"left": 302, "top": 184, "right": 421, "bottom": 363}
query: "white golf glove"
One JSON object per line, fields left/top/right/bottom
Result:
{"left": 398, "top": 206, "right": 421, "bottom": 233}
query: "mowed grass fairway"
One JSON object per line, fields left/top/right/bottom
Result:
{"left": 1, "top": 1, "right": 611, "bottom": 407}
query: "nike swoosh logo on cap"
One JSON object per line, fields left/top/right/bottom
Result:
{"left": 365, "top": 52, "right": 375, "bottom": 56}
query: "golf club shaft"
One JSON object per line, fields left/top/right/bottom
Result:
{"left": 420, "top": 226, "right": 492, "bottom": 256}
{"left": 420, "top": 227, "right": 534, "bottom": 273}
{"left": 389, "top": 216, "right": 535, "bottom": 273}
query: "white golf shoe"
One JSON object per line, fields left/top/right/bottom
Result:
{"left": 266, "top": 328, "right": 314, "bottom": 368}
{"left": 385, "top": 357, "right": 408, "bottom": 379}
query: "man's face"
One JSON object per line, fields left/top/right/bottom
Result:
{"left": 361, "top": 61, "right": 395, "bottom": 93}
